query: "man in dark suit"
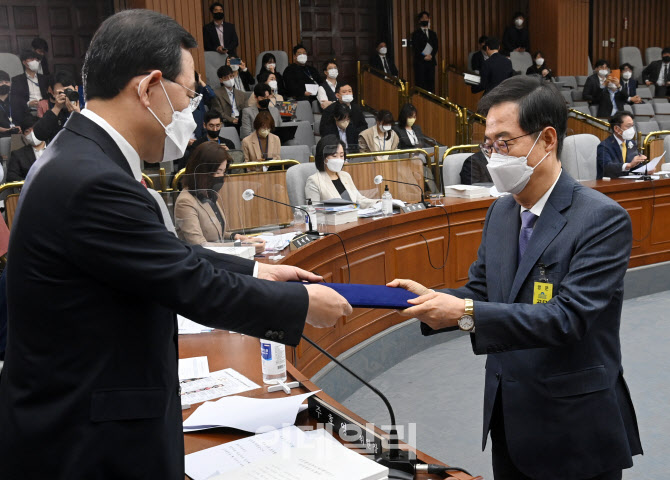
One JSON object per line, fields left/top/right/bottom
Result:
{"left": 459, "top": 150, "right": 492, "bottom": 185}
{"left": 202, "top": 2, "right": 238, "bottom": 56}
{"left": 392, "top": 75, "right": 642, "bottom": 479}
{"left": 212, "top": 65, "right": 247, "bottom": 129}
{"left": 411, "top": 11, "right": 439, "bottom": 92}
{"left": 283, "top": 44, "right": 322, "bottom": 103}
{"left": 583, "top": 59, "right": 627, "bottom": 118}
{"left": 619, "top": 63, "right": 642, "bottom": 104}
{"left": 6, "top": 114, "right": 45, "bottom": 182}
{"left": 502, "top": 12, "right": 530, "bottom": 54}
{"left": 596, "top": 111, "right": 649, "bottom": 179}
{"left": 470, "top": 36, "right": 489, "bottom": 73}
{"left": 642, "top": 47, "right": 670, "bottom": 98}
{"left": 178, "top": 111, "right": 236, "bottom": 171}
{"left": 10, "top": 49, "right": 49, "bottom": 127}
{"left": 33, "top": 70, "right": 80, "bottom": 144}
{"left": 320, "top": 85, "right": 367, "bottom": 153}
{"left": 370, "top": 41, "right": 399, "bottom": 77}
{"left": 472, "top": 37, "right": 513, "bottom": 96}
{"left": 0, "top": 11, "right": 351, "bottom": 480}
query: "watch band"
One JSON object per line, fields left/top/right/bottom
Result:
{"left": 464, "top": 298, "right": 474, "bottom": 317}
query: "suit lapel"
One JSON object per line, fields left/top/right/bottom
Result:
{"left": 493, "top": 197, "right": 520, "bottom": 303}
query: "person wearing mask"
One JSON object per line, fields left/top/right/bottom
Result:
{"left": 242, "top": 110, "right": 281, "bottom": 168}
{"left": 32, "top": 70, "right": 80, "bottom": 145}
{"left": 471, "top": 36, "right": 489, "bottom": 74}
{"left": 0, "top": 70, "right": 24, "bottom": 139}
{"left": 10, "top": 49, "right": 49, "bottom": 126}
{"left": 175, "top": 142, "right": 265, "bottom": 250}
{"left": 256, "top": 53, "right": 286, "bottom": 96}
{"left": 642, "top": 47, "right": 670, "bottom": 98}
{"left": 394, "top": 103, "right": 426, "bottom": 149}
{"left": 212, "top": 65, "right": 246, "bottom": 128}
{"left": 178, "top": 111, "right": 236, "bottom": 171}
{"left": 31, "top": 37, "right": 50, "bottom": 76}
{"left": 583, "top": 59, "right": 626, "bottom": 118}
{"left": 619, "top": 63, "right": 642, "bottom": 104}
{"left": 411, "top": 11, "right": 439, "bottom": 92}
{"left": 249, "top": 70, "right": 283, "bottom": 107}
{"left": 202, "top": 2, "right": 238, "bottom": 56}
{"left": 316, "top": 59, "right": 339, "bottom": 110}
{"left": 305, "top": 135, "right": 377, "bottom": 207}
{"left": 240, "top": 83, "right": 282, "bottom": 140}
{"left": 471, "top": 37, "right": 514, "bottom": 96}
{"left": 370, "top": 41, "right": 399, "bottom": 77}
{"left": 7, "top": 115, "right": 45, "bottom": 182}
{"left": 283, "top": 44, "right": 321, "bottom": 102}
{"left": 227, "top": 56, "right": 255, "bottom": 92}
{"left": 502, "top": 11, "right": 530, "bottom": 53}
{"left": 0, "top": 11, "right": 351, "bottom": 479}
{"left": 358, "top": 109, "right": 399, "bottom": 160}
{"left": 459, "top": 150, "right": 492, "bottom": 185}
{"left": 525, "top": 51, "right": 552, "bottom": 80}
{"left": 596, "top": 111, "right": 650, "bottom": 179}
{"left": 320, "top": 84, "right": 367, "bottom": 152}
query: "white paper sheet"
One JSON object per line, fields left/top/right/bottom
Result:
{"left": 631, "top": 151, "right": 666, "bottom": 173}
{"left": 180, "top": 368, "right": 261, "bottom": 406}
{"left": 421, "top": 43, "right": 433, "bottom": 56}
{"left": 183, "top": 390, "right": 318, "bottom": 433}
{"left": 257, "top": 232, "right": 297, "bottom": 252}
{"left": 178, "top": 315, "right": 213, "bottom": 335}
{"left": 179, "top": 356, "right": 210, "bottom": 381}
{"left": 305, "top": 84, "right": 319, "bottom": 95}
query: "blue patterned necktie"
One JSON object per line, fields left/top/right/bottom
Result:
{"left": 518, "top": 210, "right": 538, "bottom": 263}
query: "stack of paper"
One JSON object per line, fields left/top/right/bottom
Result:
{"left": 180, "top": 368, "right": 260, "bottom": 406}
{"left": 205, "top": 245, "right": 256, "bottom": 260}
{"left": 178, "top": 315, "right": 213, "bottom": 335}
{"left": 444, "top": 184, "right": 491, "bottom": 198}
{"left": 257, "top": 232, "right": 298, "bottom": 252}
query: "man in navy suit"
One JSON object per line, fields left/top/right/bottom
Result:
{"left": 472, "top": 37, "right": 514, "bottom": 96}
{"left": 202, "top": 2, "right": 239, "bottom": 56}
{"left": 597, "top": 111, "right": 650, "bottom": 179}
{"left": 0, "top": 10, "right": 351, "bottom": 479}
{"left": 392, "top": 75, "right": 642, "bottom": 479}
{"left": 619, "top": 63, "right": 642, "bottom": 104}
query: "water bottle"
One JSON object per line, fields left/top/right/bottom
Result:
{"left": 260, "top": 340, "right": 287, "bottom": 384}
{"left": 306, "top": 199, "right": 317, "bottom": 230}
{"left": 293, "top": 208, "right": 305, "bottom": 231}
{"left": 382, "top": 185, "right": 393, "bottom": 216}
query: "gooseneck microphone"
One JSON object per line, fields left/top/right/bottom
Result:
{"left": 373, "top": 175, "right": 432, "bottom": 208}
{"left": 242, "top": 189, "right": 319, "bottom": 236}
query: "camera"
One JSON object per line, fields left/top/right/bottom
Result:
{"left": 64, "top": 88, "right": 79, "bottom": 102}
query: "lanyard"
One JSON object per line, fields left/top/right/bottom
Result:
{"left": 304, "top": 68, "right": 315, "bottom": 83}
{"left": 0, "top": 101, "right": 12, "bottom": 124}
{"left": 26, "top": 75, "right": 39, "bottom": 87}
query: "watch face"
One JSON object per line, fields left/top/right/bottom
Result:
{"left": 459, "top": 315, "right": 475, "bottom": 331}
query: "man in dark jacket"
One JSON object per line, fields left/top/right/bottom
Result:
{"left": 583, "top": 59, "right": 627, "bottom": 118}
{"left": 642, "top": 47, "right": 670, "bottom": 98}
{"left": 472, "top": 37, "right": 513, "bottom": 95}
{"left": 202, "top": 2, "right": 238, "bottom": 56}
{"left": 7, "top": 115, "right": 45, "bottom": 182}
{"left": 32, "top": 70, "right": 80, "bottom": 144}
{"left": 283, "top": 44, "right": 322, "bottom": 103}
{"left": 411, "top": 11, "right": 439, "bottom": 92}
{"left": 10, "top": 49, "right": 48, "bottom": 127}
{"left": 320, "top": 84, "right": 367, "bottom": 153}
{"left": 502, "top": 11, "right": 530, "bottom": 54}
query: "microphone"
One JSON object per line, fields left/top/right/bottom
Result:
{"left": 373, "top": 175, "right": 432, "bottom": 208}
{"left": 242, "top": 189, "right": 319, "bottom": 236}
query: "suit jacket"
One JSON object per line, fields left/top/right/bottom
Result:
{"left": 0, "top": 112, "right": 309, "bottom": 479}
{"left": 471, "top": 50, "right": 486, "bottom": 73}
{"left": 174, "top": 189, "right": 229, "bottom": 244}
{"left": 459, "top": 151, "right": 492, "bottom": 185}
{"left": 282, "top": 63, "right": 322, "bottom": 101}
{"left": 6, "top": 144, "right": 38, "bottom": 182}
{"left": 202, "top": 21, "right": 238, "bottom": 56}
{"left": 525, "top": 64, "right": 553, "bottom": 81}
{"left": 10, "top": 72, "right": 49, "bottom": 126}
{"left": 211, "top": 86, "right": 247, "bottom": 124}
{"left": 370, "top": 54, "right": 399, "bottom": 77}
{"left": 620, "top": 78, "right": 638, "bottom": 101}
{"left": 319, "top": 101, "right": 367, "bottom": 152}
{"left": 241, "top": 132, "right": 281, "bottom": 165}
{"left": 411, "top": 28, "right": 439, "bottom": 65}
{"left": 583, "top": 74, "right": 627, "bottom": 118}
{"left": 358, "top": 126, "right": 399, "bottom": 159}
{"left": 472, "top": 53, "right": 513, "bottom": 95}
{"left": 393, "top": 124, "right": 427, "bottom": 150}
{"left": 596, "top": 135, "right": 640, "bottom": 179}
{"left": 240, "top": 105, "right": 282, "bottom": 140}
{"left": 33, "top": 108, "right": 71, "bottom": 144}
{"left": 642, "top": 59, "right": 670, "bottom": 85}
{"left": 424, "top": 171, "right": 642, "bottom": 479}
{"left": 305, "top": 170, "right": 377, "bottom": 208}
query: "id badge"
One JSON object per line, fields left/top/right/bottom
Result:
{"left": 533, "top": 282, "right": 553, "bottom": 304}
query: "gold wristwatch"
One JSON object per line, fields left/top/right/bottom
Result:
{"left": 458, "top": 298, "right": 475, "bottom": 332}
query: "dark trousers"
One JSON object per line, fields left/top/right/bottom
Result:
{"left": 414, "top": 60, "right": 436, "bottom": 93}
{"left": 653, "top": 85, "right": 667, "bottom": 98}
{"left": 490, "top": 390, "right": 622, "bottom": 480}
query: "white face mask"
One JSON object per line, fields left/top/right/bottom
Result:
{"left": 381, "top": 124, "right": 392, "bottom": 132}
{"left": 222, "top": 78, "right": 235, "bottom": 88}
{"left": 607, "top": 82, "right": 618, "bottom": 91}
{"left": 622, "top": 71, "right": 632, "bottom": 80}
{"left": 326, "top": 157, "right": 344, "bottom": 173}
{"left": 231, "top": 65, "right": 240, "bottom": 72}
{"left": 337, "top": 120, "right": 350, "bottom": 130}
{"left": 620, "top": 126, "right": 635, "bottom": 141}
{"left": 25, "top": 130, "right": 41, "bottom": 146}
{"left": 258, "top": 128, "right": 271, "bottom": 138}
{"left": 27, "top": 60, "right": 40, "bottom": 72}
{"left": 341, "top": 94, "right": 354, "bottom": 104}
{"left": 297, "top": 54, "right": 308, "bottom": 65}
{"left": 139, "top": 77, "right": 197, "bottom": 162}
{"left": 598, "top": 69, "right": 609, "bottom": 77}
{"left": 266, "top": 63, "right": 276, "bottom": 70}
{"left": 379, "top": 47, "right": 388, "bottom": 55}
{"left": 328, "top": 68, "right": 338, "bottom": 79}
{"left": 485, "top": 132, "right": 550, "bottom": 195}
{"left": 515, "top": 18, "right": 524, "bottom": 27}
{"left": 268, "top": 80, "right": 278, "bottom": 90}
{"left": 535, "top": 58, "right": 544, "bottom": 66}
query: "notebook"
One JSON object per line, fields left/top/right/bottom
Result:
{"left": 320, "top": 283, "right": 419, "bottom": 309}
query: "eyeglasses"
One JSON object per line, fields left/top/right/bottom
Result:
{"left": 479, "top": 131, "right": 539, "bottom": 158}
{"left": 173, "top": 82, "right": 202, "bottom": 112}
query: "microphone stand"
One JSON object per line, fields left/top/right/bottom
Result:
{"left": 250, "top": 193, "right": 320, "bottom": 236}
{"left": 380, "top": 178, "right": 432, "bottom": 208}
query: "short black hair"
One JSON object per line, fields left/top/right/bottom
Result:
{"left": 485, "top": 37, "right": 500, "bottom": 50}
{"left": 418, "top": 11, "right": 430, "bottom": 19}
{"left": 0, "top": 70, "right": 9, "bottom": 83}
{"left": 594, "top": 58, "right": 609, "bottom": 68}
{"left": 209, "top": 2, "right": 224, "bottom": 13}
{"left": 31, "top": 37, "right": 48, "bottom": 52}
{"left": 315, "top": 134, "right": 346, "bottom": 172}
{"left": 293, "top": 44, "right": 306, "bottom": 55}
{"left": 322, "top": 59, "right": 337, "bottom": 72}
{"left": 335, "top": 83, "right": 351, "bottom": 94}
{"left": 204, "top": 110, "right": 223, "bottom": 124}
{"left": 50, "top": 70, "right": 77, "bottom": 89}
{"left": 217, "top": 65, "right": 233, "bottom": 78}
{"left": 254, "top": 82, "right": 271, "bottom": 98}
{"left": 533, "top": 50, "right": 544, "bottom": 59}
{"left": 19, "top": 49, "right": 40, "bottom": 62}
{"left": 21, "top": 114, "right": 39, "bottom": 131}
{"left": 258, "top": 70, "right": 274, "bottom": 84}
{"left": 261, "top": 53, "right": 276, "bottom": 66}
{"left": 376, "top": 109, "right": 394, "bottom": 124}
{"left": 662, "top": 47, "right": 670, "bottom": 55}
{"left": 620, "top": 62, "right": 634, "bottom": 71}
{"left": 398, "top": 103, "right": 418, "bottom": 128}
{"left": 477, "top": 75, "right": 567, "bottom": 158}
{"left": 83, "top": 10, "right": 196, "bottom": 100}
{"left": 332, "top": 102, "right": 351, "bottom": 121}
{"left": 610, "top": 111, "right": 634, "bottom": 131}
{"left": 478, "top": 35, "right": 488, "bottom": 44}
{"left": 513, "top": 11, "right": 525, "bottom": 19}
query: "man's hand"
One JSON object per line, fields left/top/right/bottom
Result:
{"left": 607, "top": 76, "right": 620, "bottom": 88}
{"left": 188, "top": 138, "right": 196, "bottom": 146}
{"left": 626, "top": 154, "right": 647, "bottom": 170}
{"left": 398, "top": 291, "right": 465, "bottom": 331}
{"left": 216, "top": 46, "right": 226, "bottom": 54}
{"left": 232, "top": 118, "right": 238, "bottom": 124}
{"left": 645, "top": 80, "right": 652, "bottom": 86}
{"left": 257, "top": 263, "right": 323, "bottom": 283}
{"left": 240, "top": 60, "right": 247, "bottom": 71}
{"left": 387, "top": 278, "right": 433, "bottom": 296}
{"left": 304, "top": 284, "right": 352, "bottom": 328}
{"left": 304, "top": 91, "right": 313, "bottom": 97}
{"left": 541, "top": 69, "right": 549, "bottom": 77}
{"left": 424, "top": 54, "right": 432, "bottom": 61}
{"left": 65, "top": 98, "right": 80, "bottom": 113}
{"left": 28, "top": 100, "right": 39, "bottom": 108}
{"left": 630, "top": 95, "right": 642, "bottom": 104}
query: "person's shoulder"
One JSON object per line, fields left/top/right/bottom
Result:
{"left": 10, "top": 73, "right": 25, "bottom": 83}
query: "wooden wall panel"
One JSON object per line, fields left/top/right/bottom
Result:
{"left": 567, "top": 117, "right": 610, "bottom": 141}
{"left": 591, "top": 0, "right": 670, "bottom": 68}
{"left": 410, "top": 93, "right": 460, "bottom": 146}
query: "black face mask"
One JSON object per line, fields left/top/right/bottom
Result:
{"left": 206, "top": 129, "right": 220, "bottom": 139}
{"left": 0, "top": 85, "right": 9, "bottom": 96}
{"left": 211, "top": 179, "right": 224, "bottom": 192}
{"left": 419, "top": 20, "right": 429, "bottom": 27}
{"left": 663, "top": 56, "right": 670, "bottom": 64}
{"left": 258, "top": 98, "right": 271, "bottom": 109}
{"left": 213, "top": 12, "right": 224, "bottom": 21}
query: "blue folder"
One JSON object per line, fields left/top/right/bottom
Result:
{"left": 319, "top": 283, "right": 418, "bottom": 309}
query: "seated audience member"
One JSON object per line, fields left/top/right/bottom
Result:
{"left": 596, "top": 111, "right": 650, "bottom": 179}
{"left": 283, "top": 44, "right": 321, "bottom": 102}
{"left": 394, "top": 103, "right": 427, "bottom": 149}
{"left": 191, "top": 71, "right": 217, "bottom": 142}
{"left": 470, "top": 36, "right": 488, "bottom": 73}
{"left": 242, "top": 110, "right": 281, "bottom": 167}
{"left": 227, "top": 56, "right": 255, "bottom": 92}
{"left": 320, "top": 84, "right": 367, "bottom": 152}
{"left": 7, "top": 115, "right": 45, "bottom": 182}
{"left": 202, "top": 2, "right": 238, "bottom": 56}
{"left": 33, "top": 70, "right": 79, "bottom": 144}
{"left": 619, "top": 63, "right": 642, "bottom": 104}
{"left": 370, "top": 41, "right": 399, "bottom": 77}
{"left": 317, "top": 59, "right": 339, "bottom": 110}
{"left": 10, "top": 49, "right": 49, "bottom": 126}
{"left": 526, "top": 51, "right": 552, "bottom": 80}
{"left": 583, "top": 59, "right": 625, "bottom": 118}
{"left": 459, "top": 150, "right": 492, "bottom": 185}
{"left": 175, "top": 142, "right": 264, "bottom": 249}
{"left": 502, "top": 11, "right": 530, "bottom": 53}
{"left": 256, "top": 52, "right": 286, "bottom": 96}
{"left": 249, "top": 70, "right": 284, "bottom": 107}
{"left": 305, "top": 135, "right": 377, "bottom": 207}
{"left": 358, "top": 110, "right": 399, "bottom": 160}
{"left": 642, "top": 47, "right": 670, "bottom": 98}
{"left": 31, "top": 37, "right": 50, "bottom": 76}
{"left": 212, "top": 65, "right": 246, "bottom": 128}
{"left": 240, "top": 83, "right": 282, "bottom": 140}
{"left": 0, "top": 70, "right": 24, "bottom": 138}
{"left": 179, "top": 111, "right": 236, "bottom": 171}
{"left": 471, "top": 37, "right": 513, "bottom": 95}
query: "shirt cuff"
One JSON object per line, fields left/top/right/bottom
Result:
{"left": 622, "top": 163, "right": 628, "bottom": 171}
{"left": 253, "top": 262, "right": 259, "bottom": 278}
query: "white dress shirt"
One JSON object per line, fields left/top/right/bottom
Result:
{"left": 26, "top": 74, "right": 42, "bottom": 106}
{"left": 659, "top": 63, "right": 668, "bottom": 87}
{"left": 227, "top": 87, "right": 239, "bottom": 117}
{"left": 405, "top": 127, "right": 418, "bottom": 145}
{"left": 215, "top": 21, "right": 224, "bottom": 47}
{"left": 521, "top": 168, "right": 562, "bottom": 221}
